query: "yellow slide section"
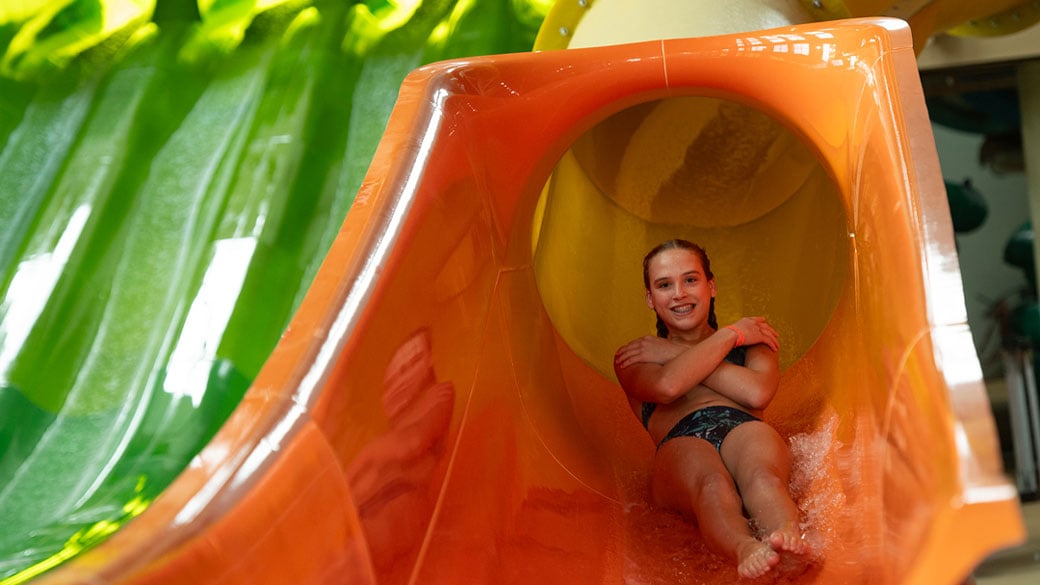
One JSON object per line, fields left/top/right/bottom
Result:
{"left": 36, "top": 13, "right": 1023, "bottom": 585}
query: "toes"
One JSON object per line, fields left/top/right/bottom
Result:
{"left": 769, "top": 529, "right": 807, "bottom": 554}
{"left": 738, "top": 542, "right": 779, "bottom": 579}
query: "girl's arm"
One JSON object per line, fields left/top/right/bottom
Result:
{"left": 614, "top": 327, "right": 742, "bottom": 404}
{"left": 614, "top": 317, "right": 778, "bottom": 406}
{"left": 701, "top": 344, "right": 779, "bottom": 410}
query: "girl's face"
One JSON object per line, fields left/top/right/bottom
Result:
{"left": 645, "top": 248, "right": 716, "bottom": 336}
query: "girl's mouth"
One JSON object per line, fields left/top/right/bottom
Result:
{"left": 671, "top": 304, "right": 694, "bottom": 316}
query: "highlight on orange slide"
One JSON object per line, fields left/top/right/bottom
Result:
{"left": 36, "top": 16, "right": 1024, "bottom": 585}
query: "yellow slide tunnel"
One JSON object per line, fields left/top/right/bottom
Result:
{"left": 39, "top": 16, "right": 1024, "bottom": 585}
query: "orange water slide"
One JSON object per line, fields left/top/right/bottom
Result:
{"left": 38, "top": 17, "right": 1024, "bottom": 585}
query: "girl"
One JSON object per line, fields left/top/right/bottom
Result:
{"left": 614, "top": 239, "right": 806, "bottom": 579}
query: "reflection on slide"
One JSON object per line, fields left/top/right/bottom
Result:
{"left": 36, "top": 17, "right": 1025, "bottom": 585}
{"left": 347, "top": 329, "right": 455, "bottom": 585}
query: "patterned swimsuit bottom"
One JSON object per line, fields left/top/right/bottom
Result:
{"left": 658, "top": 405, "right": 761, "bottom": 451}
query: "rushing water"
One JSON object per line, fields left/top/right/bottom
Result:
{"left": 618, "top": 411, "right": 871, "bottom": 585}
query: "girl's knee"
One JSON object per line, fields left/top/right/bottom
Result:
{"left": 740, "top": 467, "right": 790, "bottom": 500}
{"left": 696, "top": 471, "right": 741, "bottom": 508}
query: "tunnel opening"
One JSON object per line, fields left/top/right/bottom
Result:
{"left": 530, "top": 94, "right": 849, "bottom": 379}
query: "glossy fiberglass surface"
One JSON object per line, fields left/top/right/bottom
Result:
{"left": 38, "top": 17, "right": 1023, "bottom": 585}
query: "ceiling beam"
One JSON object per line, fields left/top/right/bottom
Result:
{"left": 918, "top": 23, "right": 1040, "bottom": 71}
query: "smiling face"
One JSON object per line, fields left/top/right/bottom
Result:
{"left": 644, "top": 247, "right": 716, "bottom": 340}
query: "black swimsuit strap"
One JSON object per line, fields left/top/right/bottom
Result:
{"left": 641, "top": 401, "right": 656, "bottom": 428}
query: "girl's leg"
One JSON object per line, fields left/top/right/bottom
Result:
{"left": 720, "top": 421, "right": 806, "bottom": 554}
{"left": 652, "top": 438, "right": 779, "bottom": 578}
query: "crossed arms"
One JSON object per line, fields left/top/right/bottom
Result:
{"left": 613, "top": 317, "right": 780, "bottom": 411}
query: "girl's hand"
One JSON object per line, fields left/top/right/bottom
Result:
{"left": 614, "top": 336, "right": 685, "bottom": 369}
{"left": 727, "top": 317, "right": 780, "bottom": 352}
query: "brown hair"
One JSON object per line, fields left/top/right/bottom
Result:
{"left": 642, "top": 239, "right": 718, "bottom": 337}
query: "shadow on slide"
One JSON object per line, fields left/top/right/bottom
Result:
{"left": 39, "top": 17, "right": 1024, "bottom": 585}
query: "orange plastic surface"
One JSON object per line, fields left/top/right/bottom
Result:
{"left": 36, "top": 17, "right": 1024, "bottom": 585}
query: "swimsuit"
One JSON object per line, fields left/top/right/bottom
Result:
{"left": 641, "top": 346, "right": 758, "bottom": 451}
{"left": 657, "top": 405, "right": 761, "bottom": 451}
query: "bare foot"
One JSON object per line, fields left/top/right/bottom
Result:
{"left": 768, "top": 523, "right": 807, "bottom": 555}
{"left": 737, "top": 539, "right": 779, "bottom": 579}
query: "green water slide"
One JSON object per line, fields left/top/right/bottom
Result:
{"left": 0, "top": 1, "right": 549, "bottom": 582}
